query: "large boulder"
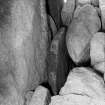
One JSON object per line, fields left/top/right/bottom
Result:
{"left": 66, "top": 19, "right": 91, "bottom": 63}
{"left": 47, "top": 27, "right": 69, "bottom": 95}
{"left": 90, "top": 32, "right": 105, "bottom": 73}
{"left": 60, "top": 67, "right": 105, "bottom": 99}
{"left": 49, "top": 67, "right": 105, "bottom": 105}
{"left": 48, "top": 15, "right": 57, "bottom": 38}
{"left": 74, "top": 4, "right": 101, "bottom": 35}
{"left": 0, "top": 0, "right": 50, "bottom": 104}
{"left": 66, "top": 4, "right": 101, "bottom": 64}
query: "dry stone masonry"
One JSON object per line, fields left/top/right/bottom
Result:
{"left": 0, "top": 0, "right": 105, "bottom": 105}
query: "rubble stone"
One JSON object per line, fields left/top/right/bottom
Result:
{"left": 90, "top": 32, "right": 105, "bottom": 73}
{"left": 29, "top": 86, "right": 51, "bottom": 105}
{"left": 76, "top": 0, "right": 99, "bottom": 7}
{"left": 66, "top": 19, "right": 91, "bottom": 63}
{"left": 74, "top": 4, "right": 101, "bottom": 34}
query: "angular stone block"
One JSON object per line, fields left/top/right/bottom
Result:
{"left": 90, "top": 32, "right": 105, "bottom": 73}
{"left": 29, "top": 86, "right": 51, "bottom": 105}
{"left": 47, "top": 27, "right": 69, "bottom": 95}
{"left": 61, "top": 0, "right": 76, "bottom": 26}
{"left": 59, "top": 67, "right": 105, "bottom": 99}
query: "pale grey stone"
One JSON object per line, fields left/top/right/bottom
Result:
{"left": 74, "top": 4, "right": 101, "bottom": 34}
{"left": 90, "top": 32, "right": 105, "bottom": 73}
{"left": 59, "top": 67, "right": 105, "bottom": 99}
{"left": 29, "top": 86, "right": 51, "bottom": 105}
{"left": 49, "top": 94, "right": 105, "bottom": 105}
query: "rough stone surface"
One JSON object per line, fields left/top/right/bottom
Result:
{"left": 59, "top": 67, "right": 105, "bottom": 99}
{"left": 49, "top": 94, "right": 105, "bottom": 105}
{"left": 99, "top": 0, "right": 105, "bottom": 29}
{"left": 29, "top": 86, "right": 51, "bottom": 105}
{"left": 61, "top": 0, "right": 76, "bottom": 26}
{"left": 66, "top": 19, "right": 91, "bottom": 63}
{"left": 0, "top": 0, "right": 50, "bottom": 104}
{"left": 90, "top": 32, "right": 105, "bottom": 73}
{"left": 76, "top": 0, "right": 99, "bottom": 7}
{"left": 74, "top": 4, "right": 101, "bottom": 34}
{"left": 47, "top": 27, "right": 69, "bottom": 95}
{"left": 24, "top": 91, "right": 34, "bottom": 105}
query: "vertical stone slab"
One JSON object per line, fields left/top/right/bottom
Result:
{"left": 0, "top": 0, "right": 49, "bottom": 104}
{"left": 47, "top": 27, "right": 69, "bottom": 95}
